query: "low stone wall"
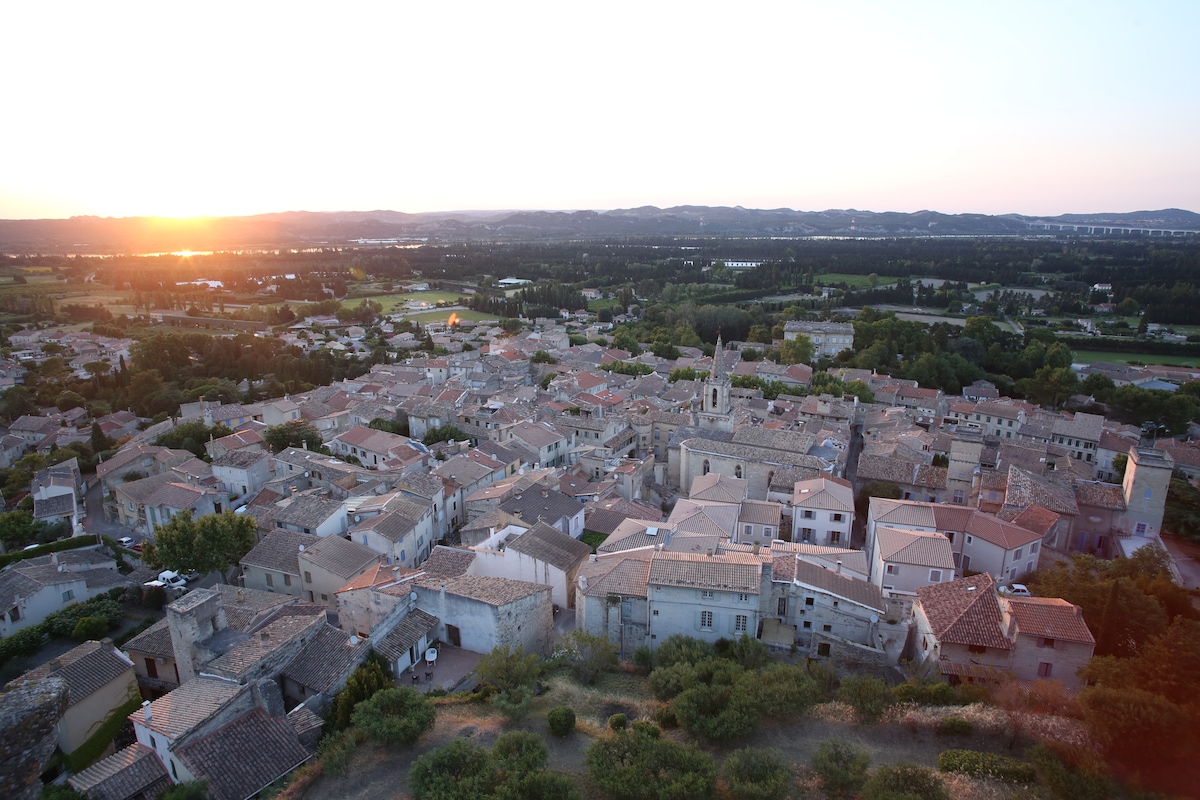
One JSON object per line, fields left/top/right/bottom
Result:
{"left": 0, "top": 678, "right": 68, "bottom": 800}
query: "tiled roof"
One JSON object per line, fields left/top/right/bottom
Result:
{"left": 584, "top": 558, "right": 653, "bottom": 598}
{"left": 33, "top": 493, "right": 76, "bottom": 519}
{"left": 1009, "top": 505, "right": 1060, "bottom": 536}
{"left": 67, "top": 743, "right": 172, "bottom": 800}
{"left": 281, "top": 623, "right": 370, "bottom": 692}
{"left": 241, "top": 529, "right": 319, "bottom": 574}
{"left": 792, "top": 477, "right": 854, "bottom": 512}
{"left": 667, "top": 500, "right": 739, "bottom": 538}
{"left": 206, "top": 613, "right": 324, "bottom": 680}
{"left": 212, "top": 449, "right": 270, "bottom": 469}
{"left": 687, "top": 472, "right": 748, "bottom": 503}
{"left": 870, "top": 497, "right": 936, "bottom": 528}
{"left": 916, "top": 573, "right": 1012, "bottom": 650}
{"left": 9, "top": 640, "right": 133, "bottom": 704}
{"left": 500, "top": 488, "right": 583, "bottom": 525}
{"left": 1007, "top": 597, "right": 1095, "bottom": 644}
{"left": 506, "top": 521, "right": 593, "bottom": 571}
{"left": 791, "top": 559, "right": 885, "bottom": 612}
{"left": 964, "top": 514, "right": 1043, "bottom": 551}
{"left": 121, "top": 618, "right": 175, "bottom": 659}
{"left": 598, "top": 519, "right": 672, "bottom": 553}
{"left": 176, "top": 708, "right": 312, "bottom": 800}
{"left": 1073, "top": 480, "right": 1127, "bottom": 511}
{"left": 738, "top": 500, "right": 782, "bottom": 526}
{"left": 875, "top": 526, "right": 956, "bottom": 569}
{"left": 375, "top": 608, "right": 439, "bottom": 662}
{"left": 139, "top": 677, "right": 242, "bottom": 739}
{"left": 647, "top": 551, "right": 762, "bottom": 593}
{"left": 350, "top": 508, "right": 419, "bottom": 543}
{"left": 299, "top": 535, "right": 379, "bottom": 579}
{"left": 420, "top": 574, "right": 548, "bottom": 606}
{"left": 273, "top": 494, "right": 345, "bottom": 530}
{"left": 1051, "top": 412, "right": 1106, "bottom": 442}
{"left": 418, "top": 546, "right": 476, "bottom": 580}
{"left": 218, "top": 584, "right": 296, "bottom": 631}
{"left": 1004, "top": 466, "right": 1079, "bottom": 516}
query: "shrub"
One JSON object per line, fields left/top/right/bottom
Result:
{"left": 409, "top": 730, "right": 580, "bottom": 800}
{"left": 633, "top": 646, "right": 654, "bottom": 669}
{"left": 860, "top": 763, "right": 949, "bottom": 800}
{"left": 1027, "top": 742, "right": 1119, "bottom": 800}
{"left": 893, "top": 680, "right": 960, "bottom": 706}
{"left": 493, "top": 688, "right": 533, "bottom": 722}
{"left": 491, "top": 730, "right": 549, "bottom": 776}
{"left": 724, "top": 747, "right": 792, "bottom": 800}
{"left": 318, "top": 729, "right": 358, "bottom": 778}
{"left": 648, "top": 661, "right": 698, "bottom": 700}
{"left": 608, "top": 713, "right": 628, "bottom": 731}
{"left": 672, "top": 681, "right": 764, "bottom": 742}
{"left": 837, "top": 674, "right": 894, "bottom": 723}
{"left": 409, "top": 738, "right": 494, "bottom": 800}
{"left": 561, "top": 628, "right": 618, "bottom": 685}
{"left": 350, "top": 687, "right": 436, "bottom": 747}
{"left": 653, "top": 634, "right": 717, "bottom": 668}
{"left": 936, "top": 717, "right": 974, "bottom": 736}
{"left": 585, "top": 729, "right": 717, "bottom": 800}
{"left": 0, "top": 624, "right": 46, "bottom": 667}
{"left": 757, "top": 664, "right": 820, "bottom": 719}
{"left": 547, "top": 705, "right": 576, "bottom": 737}
{"left": 72, "top": 615, "right": 110, "bottom": 641}
{"left": 653, "top": 704, "right": 678, "bottom": 729}
{"left": 937, "top": 749, "right": 1036, "bottom": 783}
{"left": 142, "top": 585, "right": 167, "bottom": 609}
{"left": 810, "top": 738, "right": 870, "bottom": 796}
{"left": 630, "top": 721, "right": 661, "bottom": 738}
{"left": 476, "top": 644, "right": 542, "bottom": 694}
{"left": 715, "top": 634, "right": 770, "bottom": 669}
{"left": 332, "top": 655, "right": 391, "bottom": 731}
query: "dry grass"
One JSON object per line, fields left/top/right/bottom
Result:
{"left": 540, "top": 671, "right": 656, "bottom": 728}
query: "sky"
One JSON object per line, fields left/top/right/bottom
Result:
{"left": 3, "top": 1, "right": 1198, "bottom": 220}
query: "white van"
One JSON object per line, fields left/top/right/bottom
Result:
{"left": 159, "top": 570, "right": 187, "bottom": 590}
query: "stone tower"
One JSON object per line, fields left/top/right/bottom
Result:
{"left": 167, "top": 588, "right": 230, "bottom": 685}
{"left": 1120, "top": 446, "right": 1174, "bottom": 538}
{"left": 699, "top": 334, "right": 733, "bottom": 432}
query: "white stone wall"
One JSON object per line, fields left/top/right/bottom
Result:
{"left": 647, "top": 584, "right": 759, "bottom": 648}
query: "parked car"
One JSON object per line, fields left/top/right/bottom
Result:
{"left": 158, "top": 570, "right": 187, "bottom": 590}
{"left": 182, "top": 570, "right": 200, "bottom": 582}
{"left": 117, "top": 537, "right": 135, "bottom": 549}
{"left": 130, "top": 542, "right": 144, "bottom": 553}
{"left": 999, "top": 583, "right": 1032, "bottom": 597}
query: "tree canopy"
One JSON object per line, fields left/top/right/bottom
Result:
{"left": 143, "top": 510, "right": 256, "bottom": 579}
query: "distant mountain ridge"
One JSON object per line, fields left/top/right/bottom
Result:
{"left": 0, "top": 206, "right": 1197, "bottom": 253}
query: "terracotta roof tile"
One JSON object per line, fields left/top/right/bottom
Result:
{"left": 916, "top": 573, "right": 1012, "bottom": 650}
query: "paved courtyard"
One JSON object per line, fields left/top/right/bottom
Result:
{"left": 400, "top": 645, "right": 482, "bottom": 694}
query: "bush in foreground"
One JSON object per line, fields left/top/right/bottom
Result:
{"left": 860, "top": 763, "right": 949, "bottom": 800}
{"left": 937, "top": 749, "right": 1036, "bottom": 783}
{"left": 723, "top": 747, "right": 792, "bottom": 800}
{"left": 410, "top": 732, "right": 578, "bottom": 800}
{"left": 810, "top": 738, "right": 870, "bottom": 797}
{"left": 547, "top": 705, "right": 575, "bottom": 737}
{"left": 350, "top": 687, "right": 435, "bottom": 747}
{"left": 585, "top": 728, "right": 717, "bottom": 800}
{"left": 837, "top": 674, "right": 895, "bottom": 724}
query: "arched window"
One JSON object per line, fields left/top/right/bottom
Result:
{"left": 767, "top": 470, "right": 775, "bottom": 490}
{"left": 712, "top": 388, "right": 718, "bottom": 408}
{"left": 734, "top": 465, "right": 743, "bottom": 479}
{"left": 702, "top": 459, "right": 710, "bottom": 475}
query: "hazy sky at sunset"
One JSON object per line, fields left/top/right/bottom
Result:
{"left": 3, "top": 1, "right": 1197, "bottom": 220}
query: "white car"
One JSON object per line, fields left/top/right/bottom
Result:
{"left": 117, "top": 537, "right": 135, "bottom": 549}
{"left": 158, "top": 570, "right": 187, "bottom": 590}
{"left": 999, "top": 583, "right": 1032, "bottom": 597}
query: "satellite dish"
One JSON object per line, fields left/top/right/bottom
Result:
{"left": 354, "top": 514, "right": 361, "bottom": 523}
{"left": 410, "top": 591, "right": 418, "bottom": 601}
{"left": 869, "top": 614, "right": 879, "bottom": 624}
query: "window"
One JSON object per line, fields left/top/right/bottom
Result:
{"left": 1134, "top": 522, "right": 1148, "bottom": 536}
{"left": 929, "top": 569, "right": 942, "bottom": 582}
{"left": 1013, "top": 548, "right": 1023, "bottom": 561}
{"left": 321, "top": 594, "right": 328, "bottom": 601}
{"left": 823, "top": 624, "right": 832, "bottom": 632}
{"left": 832, "top": 513, "right": 843, "bottom": 522}
{"left": 284, "top": 574, "right": 291, "bottom": 586}
{"left": 1145, "top": 488, "right": 1152, "bottom": 500}
{"left": 885, "top": 564, "right": 898, "bottom": 576}
{"left": 833, "top": 600, "right": 839, "bottom": 608}
{"left": 653, "top": 609, "right": 659, "bottom": 615}
{"left": 266, "top": 573, "right": 274, "bottom": 587}
{"left": 9, "top": 605, "right": 19, "bottom": 622}
{"left": 966, "top": 535, "right": 973, "bottom": 545}
{"left": 701, "top": 590, "right": 714, "bottom": 600}
{"left": 702, "top": 460, "right": 710, "bottom": 475}
{"left": 805, "top": 597, "right": 815, "bottom": 606}
{"left": 744, "top": 525, "right": 753, "bottom": 538}
{"left": 734, "top": 615, "right": 748, "bottom": 632}
{"left": 803, "top": 620, "right": 812, "bottom": 629}
{"left": 778, "top": 597, "right": 787, "bottom": 615}
{"left": 304, "top": 571, "right": 312, "bottom": 583}
{"left": 952, "top": 490, "right": 965, "bottom": 504}
{"left": 1037, "top": 662, "right": 1053, "bottom": 678}
{"left": 700, "top": 611, "right": 713, "bottom": 630}
{"left": 802, "top": 510, "right": 815, "bottom": 519}
{"left": 764, "top": 526, "right": 773, "bottom": 538}
{"left": 817, "top": 642, "right": 831, "bottom": 657}
{"left": 968, "top": 644, "right": 987, "bottom": 654}
{"left": 61, "top": 590, "right": 74, "bottom": 602}
{"left": 801, "top": 527, "right": 814, "bottom": 541}
{"left": 922, "top": 637, "right": 928, "bottom": 651}
{"left": 738, "top": 593, "right": 749, "bottom": 602}
{"left": 1037, "top": 637, "right": 1056, "bottom": 649}
{"left": 830, "top": 530, "right": 841, "bottom": 544}
{"left": 1030, "top": 542, "right": 1039, "bottom": 554}
{"left": 734, "top": 465, "right": 742, "bottom": 479}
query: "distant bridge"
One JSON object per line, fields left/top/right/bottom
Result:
{"left": 1026, "top": 221, "right": 1199, "bottom": 236}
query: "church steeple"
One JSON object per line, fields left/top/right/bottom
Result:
{"left": 713, "top": 332, "right": 725, "bottom": 380}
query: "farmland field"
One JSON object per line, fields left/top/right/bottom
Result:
{"left": 1071, "top": 350, "right": 1200, "bottom": 367}
{"left": 355, "top": 291, "right": 468, "bottom": 307}
{"left": 401, "top": 308, "right": 496, "bottom": 324}
{"left": 816, "top": 272, "right": 899, "bottom": 288}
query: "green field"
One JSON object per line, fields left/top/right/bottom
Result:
{"left": 817, "top": 273, "right": 899, "bottom": 288}
{"left": 357, "top": 290, "right": 468, "bottom": 307}
{"left": 402, "top": 308, "right": 497, "bottom": 324}
{"left": 1072, "top": 350, "right": 1200, "bottom": 367}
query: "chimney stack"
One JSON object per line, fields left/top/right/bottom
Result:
{"left": 751, "top": 542, "right": 760, "bottom": 556}
{"left": 836, "top": 560, "right": 842, "bottom": 574}
{"left": 142, "top": 700, "right": 152, "bottom": 721}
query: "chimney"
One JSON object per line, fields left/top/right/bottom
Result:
{"left": 706, "top": 548, "right": 713, "bottom": 558}
{"left": 237, "top": 589, "right": 244, "bottom": 603}
{"left": 142, "top": 700, "right": 152, "bottom": 721}
{"left": 751, "top": 542, "right": 760, "bottom": 556}
{"left": 260, "top": 631, "right": 270, "bottom": 644}
{"left": 836, "top": 560, "right": 842, "bottom": 574}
